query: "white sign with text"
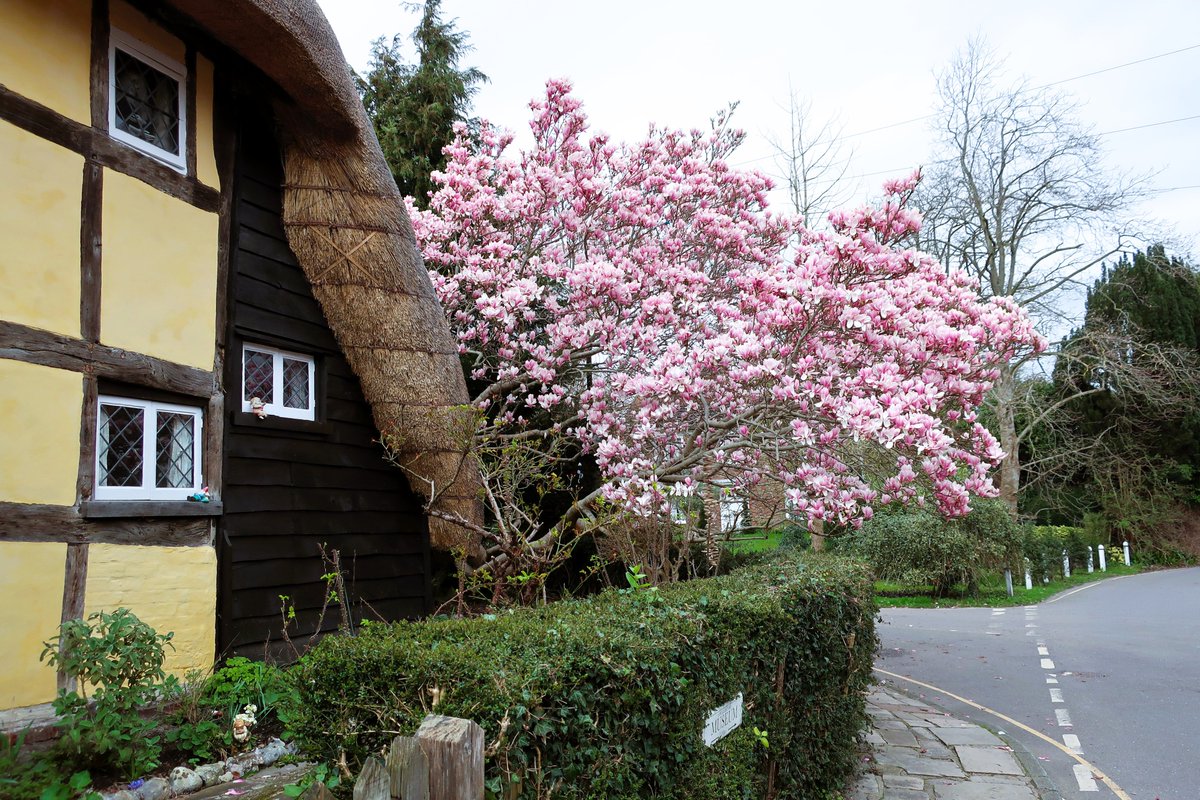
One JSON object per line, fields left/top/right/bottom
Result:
{"left": 702, "top": 693, "right": 743, "bottom": 746}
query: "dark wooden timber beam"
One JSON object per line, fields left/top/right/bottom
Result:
{"left": 0, "top": 503, "right": 213, "bottom": 547}
{"left": 0, "top": 84, "right": 219, "bottom": 213}
{"left": 0, "top": 320, "right": 216, "bottom": 397}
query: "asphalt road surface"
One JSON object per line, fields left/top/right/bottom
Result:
{"left": 876, "top": 567, "right": 1200, "bottom": 800}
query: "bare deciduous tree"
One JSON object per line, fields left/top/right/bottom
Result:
{"left": 768, "top": 89, "right": 854, "bottom": 228}
{"left": 914, "top": 39, "right": 1147, "bottom": 515}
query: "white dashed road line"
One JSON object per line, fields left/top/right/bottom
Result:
{"left": 1038, "top": 646, "right": 1050, "bottom": 656}
{"left": 1074, "top": 763, "right": 1100, "bottom": 791}
{"left": 1041, "top": 658, "right": 1055, "bottom": 669}
{"left": 1057, "top": 708, "right": 1073, "bottom": 727}
{"left": 1064, "top": 733, "right": 1084, "bottom": 754}
{"left": 1050, "top": 688, "right": 1064, "bottom": 703}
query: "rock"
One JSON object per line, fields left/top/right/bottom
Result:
{"left": 258, "top": 737, "right": 289, "bottom": 766}
{"left": 194, "top": 762, "right": 223, "bottom": 787}
{"left": 169, "top": 766, "right": 204, "bottom": 794}
{"left": 217, "top": 771, "right": 234, "bottom": 784}
{"left": 134, "top": 777, "right": 169, "bottom": 800}
{"left": 103, "top": 791, "right": 138, "bottom": 800}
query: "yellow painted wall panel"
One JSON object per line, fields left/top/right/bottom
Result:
{"left": 0, "top": 122, "right": 84, "bottom": 338}
{"left": 0, "top": 542, "right": 67, "bottom": 709}
{"left": 84, "top": 544, "right": 216, "bottom": 680}
{"left": 0, "top": 0, "right": 91, "bottom": 124}
{"left": 101, "top": 170, "right": 218, "bottom": 369}
{"left": 110, "top": 0, "right": 185, "bottom": 63}
{"left": 195, "top": 55, "right": 220, "bottom": 189}
{"left": 0, "top": 362, "right": 82, "bottom": 505}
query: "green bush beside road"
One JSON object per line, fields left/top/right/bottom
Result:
{"left": 288, "top": 551, "right": 878, "bottom": 799}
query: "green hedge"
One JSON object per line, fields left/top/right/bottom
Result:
{"left": 288, "top": 552, "right": 878, "bottom": 799}
{"left": 830, "top": 500, "right": 1022, "bottom": 595}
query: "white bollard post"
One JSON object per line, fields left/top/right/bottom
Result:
{"left": 1098, "top": 544, "right": 1107, "bottom": 572}
{"left": 1087, "top": 546, "right": 1094, "bottom": 574}
{"left": 1005, "top": 568, "right": 1014, "bottom": 598}
{"left": 1024, "top": 559, "right": 1033, "bottom": 590}
{"left": 1123, "top": 540, "right": 1131, "bottom": 566}
{"left": 1062, "top": 549, "right": 1071, "bottom": 579}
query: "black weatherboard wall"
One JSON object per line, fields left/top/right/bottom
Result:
{"left": 218, "top": 109, "right": 430, "bottom": 659}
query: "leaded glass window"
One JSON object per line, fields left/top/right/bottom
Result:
{"left": 108, "top": 30, "right": 187, "bottom": 172}
{"left": 241, "top": 345, "right": 316, "bottom": 421}
{"left": 95, "top": 397, "right": 202, "bottom": 500}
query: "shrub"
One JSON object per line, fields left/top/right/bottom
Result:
{"left": 1023, "top": 525, "right": 1100, "bottom": 579}
{"left": 836, "top": 500, "right": 1021, "bottom": 596}
{"left": 39, "top": 608, "right": 173, "bottom": 779}
{"left": 167, "top": 656, "right": 295, "bottom": 762}
{"left": 288, "top": 551, "right": 877, "bottom": 799}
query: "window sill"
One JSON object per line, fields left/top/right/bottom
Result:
{"left": 231, "top": 411, "right": 332, "bottom": 434}
{"left": 79, "top": 500, "right": 223, "bottom": 519}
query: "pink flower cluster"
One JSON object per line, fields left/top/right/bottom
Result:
{"left": 407, "top": 80, "right": 1045, "bottom": 526}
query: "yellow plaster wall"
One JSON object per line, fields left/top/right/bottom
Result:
{"left": 0, "top": 543, "right": 68, "bottom": 709}
{"left": 100, "top": 170, "right": 218, "bottom": 369}
{"left": 0, "top": 122, "right": 84, "bottom": 338}
{"left": 0, "top": 362, "right": 82, "bottom": 506}
{"left": 110, "top": 0, "right": 185, "bottom": 64}
{"left": 0, "top": 0, "right": 92, "bottom": 124}
{"left": 195, "top": 55, "right": 220, "bottom": 189}
{"left": 84, "top": 544, "right": 216, "bottom": 680}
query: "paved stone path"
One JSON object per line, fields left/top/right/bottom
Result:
{"left": 843, "top": 684, "right": 1059, "bottom": 800}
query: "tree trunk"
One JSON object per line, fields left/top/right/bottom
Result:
{"left": 994, "top": 367, "right": 1021, "bottom": 519}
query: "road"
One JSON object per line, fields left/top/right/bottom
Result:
{"left": 876, "top": 567, "right": 1200, "bottom": 799}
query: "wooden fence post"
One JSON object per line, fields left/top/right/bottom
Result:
{"left": 417, "top": 715, "right": 485, "bottom": 800}
{"left": 388, "top": 735, "right": 431, "bottom": 799}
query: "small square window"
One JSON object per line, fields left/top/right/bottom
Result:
{"left": 96, "top": 396, "right": 203, "bottom": 500}
{"left": 242, "top": 345, "right": 316, "bottom": 421}
{"left": 109, "top": 30, "right": 187, "bottom": 172}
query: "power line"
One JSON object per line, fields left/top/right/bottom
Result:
{"left": 735, "top": 41, "right": 1200, "bottom": 168}
{"left": 1099, "top": 113, "right": 1200, "bottom": 136}
{"left": 1040, "top": 43, "right": 1200, "bottom": 88}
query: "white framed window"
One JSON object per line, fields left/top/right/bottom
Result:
{"left": 716, "top": 484, "right": 746, "bottom": 534}
{"left": 109, "top": 29, "right": 187, "bottom": 172}
{"left": 242, "top": 345, "right": 317, "bottom": 421}
{"left": 95, "top": 396, "right": 203, "bottom": 500}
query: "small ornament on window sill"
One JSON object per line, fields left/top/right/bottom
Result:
{"left": 249, "top": 396, "right": 268, "bottom": 419}
{"left": 187, "top": 485, "right": 212, "bottom": 503}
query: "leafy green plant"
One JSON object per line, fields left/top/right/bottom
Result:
{"left": 0, "top": 730, "right": 98, "bottom": 800}
{"left": 282, "top": 762, "right": 341, "bottom": 798}
{"left": 166, "top": 656, "right": 295, "bottom": 763}
{"left": 39, "top": 608, "right": 173, "bottom": 779}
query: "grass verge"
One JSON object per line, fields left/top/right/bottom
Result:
{"left": 875, "top": 562, "right": 1142, "bottom": 608}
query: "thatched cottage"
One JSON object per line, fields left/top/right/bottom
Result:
{"left": 0, "top": 0, "right": 477, "bottom": 719}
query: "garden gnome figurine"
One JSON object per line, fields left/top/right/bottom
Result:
{"left": 232, "top": 704, "right": 257, "bottom": 743}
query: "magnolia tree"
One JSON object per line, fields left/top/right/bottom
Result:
{"left": 402, "top": 80, "right": 1043, "bottom": 598}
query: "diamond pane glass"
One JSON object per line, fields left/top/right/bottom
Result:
{"left": 155, "top": 412, "right": 195, "bottom": 489}
{"left": 282, "top": 358, "right": 310, "bottom": 409}
{"left": 98, "top": 404, "right": 144, "bottom": 487}
{"left": 244, "top": 350, "right": 274, "bottom": 403}
{"left": 113, "top": 49, "right": 180, "bottom": 155}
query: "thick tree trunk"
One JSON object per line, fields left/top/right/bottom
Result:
{"left": 993, "top": 367, "right": 1021, "bottom": 519}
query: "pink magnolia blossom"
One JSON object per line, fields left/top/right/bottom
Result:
{"left": 407, "top": 80, "right": 1044, "bottom": 532}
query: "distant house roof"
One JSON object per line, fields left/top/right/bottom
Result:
{"left": 165, "top": 0, "right": 481, "bottom": 552}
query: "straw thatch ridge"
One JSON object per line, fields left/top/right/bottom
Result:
{"left": 165, "top": 0, "right": 482, "bottom": 553}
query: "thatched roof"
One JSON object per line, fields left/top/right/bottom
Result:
{"left": 164, "top": 0, "right": 481, "bottom": 553}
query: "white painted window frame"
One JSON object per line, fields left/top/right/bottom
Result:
{"left": 714, "top": 481, "right": 747, "bottom": 534}
{"left": 241, "top": 344, "right": 317, "bottom": 421}
{"left": 95, "top": 395, "right": 203, "bottom": 500}
{"left": 108, "top": 28, "right": 188, "bottom": 173}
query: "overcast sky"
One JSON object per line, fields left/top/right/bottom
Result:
{"left": 317, "top": 0, "right": 1200, "bottom": 266}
